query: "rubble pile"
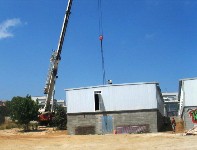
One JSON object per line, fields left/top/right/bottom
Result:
{"left": 175, "top": 120, "right": 184, "bottom": 133}
{"left": 185, "top": 126, "right": 197, "bottom": 135}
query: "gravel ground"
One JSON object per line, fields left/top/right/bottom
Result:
{"left": 0, "top": 128, "right": 196, "bottom": 150}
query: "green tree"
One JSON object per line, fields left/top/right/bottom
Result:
{"left": 52, "top": 105, "right": 67, "bottom": 130}
{"left": 0, "top": 101, "right": 12, "bottom": 124}
{"left": 4, "top": 101, "right": 11, "bottom": 116}
{"left": 9, "top": 95, "right": 39, "bottom": 130}
{"left": 0, "top": 106, "right": 6, "bottom": 124}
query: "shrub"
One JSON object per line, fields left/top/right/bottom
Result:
{"left": 52, "top": 106, "right": 67, "bottom": 130}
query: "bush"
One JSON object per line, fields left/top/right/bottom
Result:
{"left": 0, "top": 114, "right": 5, "bottom": 125}
{"left": 0, "top": 122, "right": 19, "bottom": 130}
{"left": 0, "top": 106, "right": 7, "bottom": 124}
{"left": 52, "top": 106, "right": 67, "bottom": 130}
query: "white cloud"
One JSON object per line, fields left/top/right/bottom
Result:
{"left": 0, "top": 18, "right": 22, "bottom": 40}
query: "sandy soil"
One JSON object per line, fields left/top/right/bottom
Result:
{"left": 0, "top": 128, "right": 196, "bottom": 150}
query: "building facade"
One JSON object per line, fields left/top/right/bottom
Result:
{"left": 179, "top": 77, "right": 197, "bottom": 130}
{"left": 162, "top": 92, "right": 179, "bottom": 117}
{"left": 32, "top": 96, "right": 66, "bottom": 110}
{"left": 66, "top": 82, "right": 165, "bottom": 135}
{"left": 32, "top": 96, "right": 48, "bottom": 108}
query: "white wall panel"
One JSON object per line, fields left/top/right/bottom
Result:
{"left": 67, "top": 88, "right": 95, "bottom": 113}
{"left": 184, "top": 79, "right": 197, "bottom": 106}
{"left": 156, "top": 88, "right": 164, "bottom": 115}
{"left": 102, "top": 84, "right": 157, "bottom": 111}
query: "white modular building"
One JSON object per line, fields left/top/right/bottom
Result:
{"left": 65, "top": 82, "right": 165, "bottom": 135}
{"left": 178, "top": 77, "right": 197, "bottom": 130}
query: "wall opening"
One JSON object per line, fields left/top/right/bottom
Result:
{"left": 95, "top": 94, "right": 100, "bottom": 111}
{"left": 94, "top": 91, "right": 101, "bottom": 111}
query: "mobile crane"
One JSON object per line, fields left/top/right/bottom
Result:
{"left": 38, "top": 0, "right": 73, "bottom": 124}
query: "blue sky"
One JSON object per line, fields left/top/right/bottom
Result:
{"left": 0, "top": 0, "right": 197, "bottom": 100}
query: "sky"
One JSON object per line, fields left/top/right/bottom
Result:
{"left": 0, "top": 0, "right": 197, "bottom": 100}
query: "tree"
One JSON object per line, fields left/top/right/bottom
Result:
{"left": 4, "top": 101, "right": 11, "bottom": 116}
{"left": 0, "top": 101, "right": 10, "bottom": 124}
{"left": 0, "top": 106, "right": 6, "bottom": 124}
{"left": 52, "top": 105, "right": 67, "bottom": 130}
{"left": 9, "top": 95, "right": 39, "bottom": 130}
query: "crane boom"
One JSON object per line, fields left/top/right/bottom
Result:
{"left": 42, "top": 0, "right": 73, "bottom": 112}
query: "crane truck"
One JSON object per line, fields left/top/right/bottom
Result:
{"left": 38, "top": 0, "right": 73, "bottom": 124}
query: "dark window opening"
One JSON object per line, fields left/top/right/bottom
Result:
{"left": 95, "top": 94, "right": 100, "bottom": 111}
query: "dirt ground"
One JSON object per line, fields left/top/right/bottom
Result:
{"left": 0, "top": 128, "right": 196, "bottom": 150}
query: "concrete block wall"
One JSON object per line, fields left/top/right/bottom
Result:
{"left": 157, "top": 110, "right": 165, "bottom": 131}
{"left": 67, "top": 114, "right": 97, "bottom": 135}
{"left": 67, "top": 109, "right": 163, "bottom": 135}
{"left": 113, "top": 110, "right": 158, "bottom": 132}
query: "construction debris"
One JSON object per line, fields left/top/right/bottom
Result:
{"left": 175, "top": 119, "right": 184, "bottom": 133}
{"left": 185, "top": 126, "right": 197, "bottom": 135}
